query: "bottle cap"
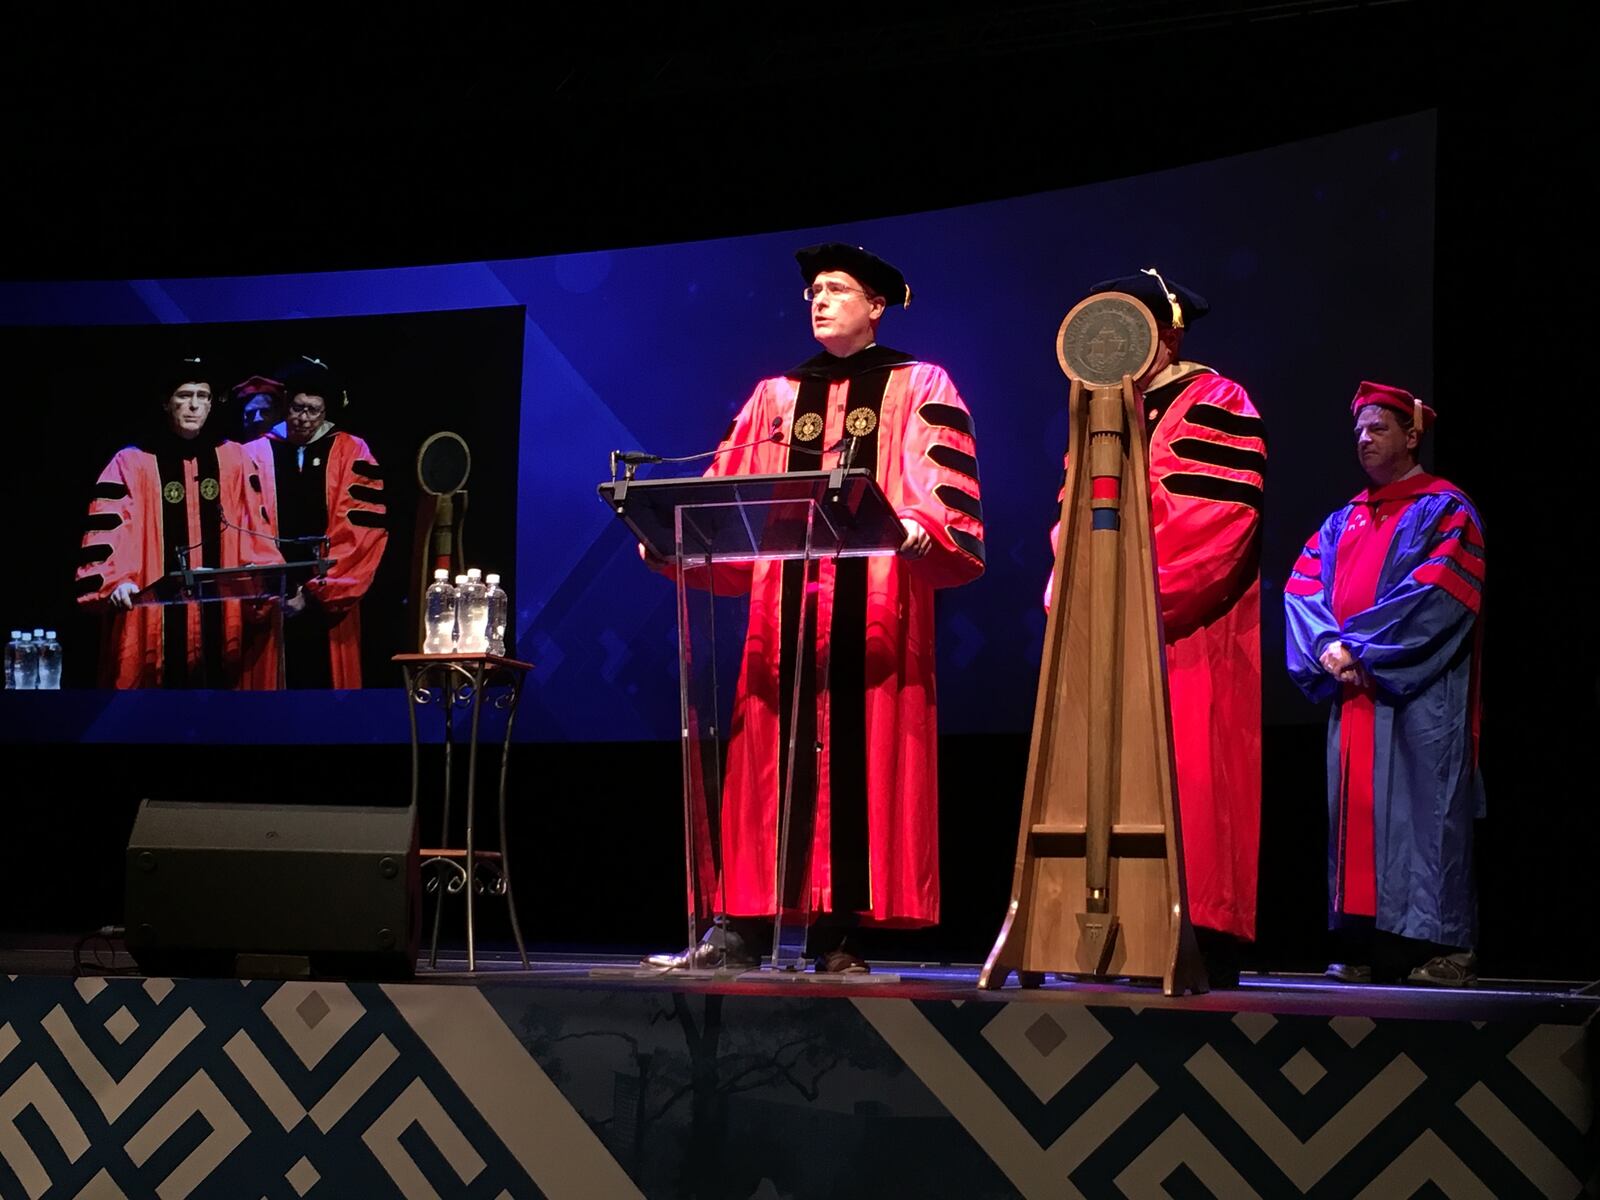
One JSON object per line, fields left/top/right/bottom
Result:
{"left": 33, "top": 628, "right": 44, "bottom": 637}
{"left": 486, "top": 573, "right": 500, "bottom": 585}
{"left": 454, "top": 575, "right": 467, "bottom": 585}
{"left": 467, "top": 568, "right": 482, "bottom": 579}
{"left": 46, "top": 631, "right": 56, "bottom": 639}
{"left": 8, "top": 631, "right": 18, "bottom": 639}
{"left": 20, "top": 632, "right": 32, "bottom": 641}
{"left": 434, "top": 568, "right": 450, "bottom": 581}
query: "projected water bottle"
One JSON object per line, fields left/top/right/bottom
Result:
{"left": 38, "top": 631, "right": 61, "bottom": 690}
{"left": 485, "top": 573, "right": 508, "bottom": 656}
{"left": 456, "top": 569, "right": 489, "bottom": 654}
{"left": 15, "top": 631, "right": 38, "bottom": 690}
{"left": 4, "top": 630, "right": 19, "bottom": 689}
{"left": 453, "top": 576, "right": 468, "bottom": 647}
{"left": 424, "top": 569, "right": 456, "bottom": 653}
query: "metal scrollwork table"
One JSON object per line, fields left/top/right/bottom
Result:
{"left": 393, "top": 653, "right": 533, "bottom": 971}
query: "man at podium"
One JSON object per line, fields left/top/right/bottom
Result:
{"left": 654, "top": 243, "right": 986, "bottom": 972}
{"left": 1285, "top": 383, "right": 1485, "bottom": 987}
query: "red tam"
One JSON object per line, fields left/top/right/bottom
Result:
{"left": 1351, "top": 380, "right": 1436, "bottom": 433}
{"left": 232, "top": 374, "right": 284, "bottom": 399}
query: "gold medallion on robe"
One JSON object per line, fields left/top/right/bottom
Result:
{"left": 199, "top": 477, "right": 220, "bottom": 501}
{"left": 794, "top": 412, "right": 824, "bottom": 442}
{"left": 162, "top": 481, "right": 185, "bottom": 504}
{"left": 845, "top": 407, "right": 879, "bottom": 438}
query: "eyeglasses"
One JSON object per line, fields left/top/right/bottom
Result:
{"left": 803, "top": 281, "right": 877, "bottom": 303}
{"left": 288, "top": 401, "right": 326, "bottom": 418}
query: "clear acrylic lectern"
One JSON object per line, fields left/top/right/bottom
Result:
{"left": 599, "top": 468, "right": 904, "bottom": 971}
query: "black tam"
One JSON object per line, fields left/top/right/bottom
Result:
{"left": 795, "top": 243, "right": 912, "bottom": 309}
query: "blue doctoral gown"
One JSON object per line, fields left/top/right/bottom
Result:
{"left": 1284, "top": 473, "right": 1485, "bottom": 947}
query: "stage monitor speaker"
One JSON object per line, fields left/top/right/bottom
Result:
{"left": 125, "top": 798, "right": 420, "bottom": 980}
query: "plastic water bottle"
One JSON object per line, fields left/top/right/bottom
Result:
{"left": 38, "top": 630, "right": 62, "bottom": 689}
{"left": 15, "top": 631, "right": 38, "bottom": 690}
{"left": 424, "top": 569, "right": 456, "bottom": 653}
{"left": 485, "top": 573, "right": 508, "bottom": 657}
{"left": 4, "top": 631, "right": 19, "bottom": 689}
{"left": 456, "top": 569, "right": 489, "bottom": 654}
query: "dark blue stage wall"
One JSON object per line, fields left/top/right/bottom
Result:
{"left": 0, "top": 112, "right": 1435, "bottom": 746}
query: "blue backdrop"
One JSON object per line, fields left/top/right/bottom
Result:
{"left": 0, "top": 112, "right": 1435, "bottom": 744}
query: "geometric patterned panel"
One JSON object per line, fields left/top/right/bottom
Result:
{"left": 0, "top": 975, "right": 625, "bottom": 1198}
{"left": 857, "top": 998, "right": 1594, "bottom": 1199}
{"left": 2, "top": 973, "right": 1592, "bottom": 1199}
{"left": 493, "top": 980, "right": 1594, "bottom": 1200}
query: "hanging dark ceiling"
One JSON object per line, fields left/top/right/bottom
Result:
{"left": 0, "top": 2, "right": 1581, "bottom": 279}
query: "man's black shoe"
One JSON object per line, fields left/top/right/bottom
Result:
{"left": 644, "top": 925, "right": 761, "bottom": 971}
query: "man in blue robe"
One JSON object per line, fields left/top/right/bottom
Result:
{"left": 1285, "top": 382, "right": 1485, "bottom": 986}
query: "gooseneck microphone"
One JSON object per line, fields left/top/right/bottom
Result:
{"left": 610, "top": 417, "right": 785, "bottom": 482}
{"left": 610, "top": 415, "right": 875, "bottom": 483}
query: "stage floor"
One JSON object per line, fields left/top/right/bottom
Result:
{"left": 5, "top": 937, "right": 1597, "bottom": 1023}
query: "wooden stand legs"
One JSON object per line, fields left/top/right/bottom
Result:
{"left": 980, "top": 376, "right": 1206, "bottom": 997}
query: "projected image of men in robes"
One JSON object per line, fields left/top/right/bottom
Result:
{"left": 239, "top": 356, "right": 388, "bottom": 688}
{"left": 234, "top": 374, "right": 286, "bottom": 440}
{"left": 75, "top": 356, "right": 282, "bottom": 688}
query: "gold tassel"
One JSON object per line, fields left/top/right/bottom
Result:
{"left": 1140, "top": 267, "right": 1183, "bottom": 329}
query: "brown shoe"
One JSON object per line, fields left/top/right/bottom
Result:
{"left": 1406, "top": 952, "right": 1477, "bottom": 988}
{"left": 814, "top": 948, "right": 870, "bottom": 974}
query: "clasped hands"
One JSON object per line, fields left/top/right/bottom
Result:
{"left": 1319, "top": 640, "right": 1372, "bottom": 688}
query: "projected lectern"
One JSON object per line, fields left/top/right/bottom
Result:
{"left": 599, "top": 467, "right": 904, "bottom": 971}
{"left": 133, "top": 556, "right": 333, "bottom": 690}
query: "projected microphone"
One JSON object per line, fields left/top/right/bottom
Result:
{"left": 216, "top": 514, "right": 337, "bottom": 565}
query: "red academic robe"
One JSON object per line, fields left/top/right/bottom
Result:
{"left": 239, "top": 428, "right": 388, "bottom": 688}
{"left": 76, "top": 438, "right": 281, "bottom": 688}
{"left": 1048, "top": 365, "right": 1264, "bottom": 940}
{"left": 705, "top": 346, "right": 985, "bottom": 927}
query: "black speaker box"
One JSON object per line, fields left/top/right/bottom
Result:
{"left": 125, "top": 798, "right": 420, "bottom": 979}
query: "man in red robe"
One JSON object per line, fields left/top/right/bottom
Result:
{"left": 1047, "top": 271, "right": 1264, "bottom": 984}
{"left": 239, "top": 357, "right": 388, "bottom": 688}
{"left": 76, "top": 356, "right": 282, "bottom": 688}
{"left": 652, "top": 244, "right": 986, "bottom": 972}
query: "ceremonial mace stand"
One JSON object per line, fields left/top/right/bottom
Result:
{"left": 981, "top": 292, "right": 1206, "bottom": 996}
{"left": 394, "top": 652, "right": 533, "bottom": 972}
